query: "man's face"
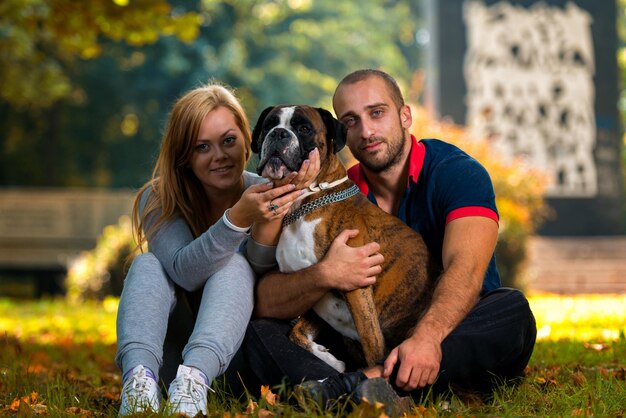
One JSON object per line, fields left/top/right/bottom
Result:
{"left": 333, "top": 77, "right": 412, "bottom": 173}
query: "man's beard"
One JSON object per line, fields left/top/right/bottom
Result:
{"left": 355, "top": 133, "right": 406, "bottom": 173}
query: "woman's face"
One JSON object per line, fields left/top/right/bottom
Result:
{"left": 190, "top": 106, "right": 248, "bottom": 195}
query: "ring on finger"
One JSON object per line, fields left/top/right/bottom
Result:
{"left": 268, "top": 201, "right": 279, "bottom": 213}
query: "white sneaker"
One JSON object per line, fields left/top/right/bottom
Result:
{"left": 167, "top": 365, "right": 211, "bottom": 417}
{"left": 119, "top": 365, "right": 161, "bottom": 416}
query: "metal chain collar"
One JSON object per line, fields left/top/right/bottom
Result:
{"left": 282, "top": 184, "right": 361, "bottom": 226}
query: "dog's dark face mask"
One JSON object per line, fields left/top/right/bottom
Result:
{"left": 251, "top": 105, "right": 346, "bottom": 180}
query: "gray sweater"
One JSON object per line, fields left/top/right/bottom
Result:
{"left": 140, "top": 171, "right": 268, "bottom": 292}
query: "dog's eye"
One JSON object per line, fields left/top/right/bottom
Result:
{"left": 298, "top": 126, "right": 312, "bottom": 135}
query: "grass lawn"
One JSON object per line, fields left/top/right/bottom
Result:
{"left": 1, "top": 294, "right": 625, "bottom": 417}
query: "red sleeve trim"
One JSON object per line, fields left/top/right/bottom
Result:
{"left": 446, "top": 206, "right": 499, "bottom": 225}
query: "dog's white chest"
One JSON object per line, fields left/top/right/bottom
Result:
{"left": 277, "top": 217, "right": 359, "bottom": 341}
{"left": 276, "top": 218, "right": 321, "bottom": 272}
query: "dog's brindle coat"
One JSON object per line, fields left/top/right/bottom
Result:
{"left": 252, "top": 105, "right": 441, "bottom": 371}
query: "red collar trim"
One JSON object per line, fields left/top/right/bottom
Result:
{"left": 347, "top": 135, "right": 425, "bottom": 195}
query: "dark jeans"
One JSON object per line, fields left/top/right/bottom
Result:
{"left": 222, "top": 287, "right": 537, "bottom": 398}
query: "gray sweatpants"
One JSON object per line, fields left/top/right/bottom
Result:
{"left": 115, "top": 252, "right": 254, "bottom": 385}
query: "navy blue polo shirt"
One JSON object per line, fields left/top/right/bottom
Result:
{"left": 347, "top": 136, "right": 501, "bottom": 294}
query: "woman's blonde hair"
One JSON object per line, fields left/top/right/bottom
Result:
{"left": 132, "top": 82, "right": 252, "bottom": 250}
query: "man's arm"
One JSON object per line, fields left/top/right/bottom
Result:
{"left": 381, "top": 216, "right": 498, "bottom": 391}
{"left": 254, "top": 229, "right": 384, "bottom": 319}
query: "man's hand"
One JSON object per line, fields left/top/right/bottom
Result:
{"left": 383, "top": 326, "right": 442, "bottom": 391}
{"left": 380, "top": 216, "right": 497, "bottom": 391}
{"left": 320, "top": 229, "right": 383, "bottom": 292}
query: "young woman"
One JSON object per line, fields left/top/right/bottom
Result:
{"left": 115, "top": 82, "right": 319, "bottom": 416}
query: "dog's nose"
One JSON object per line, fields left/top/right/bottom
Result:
{"left": 268, "top": 128, "right": 291, "bottom": 141}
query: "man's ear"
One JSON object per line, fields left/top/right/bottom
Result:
{"left": 251, "top": 106, "right": 275, "bottom": 154}
{"left": 316, "top": 107, "right": 347, "bottom": 153}
{"left": 400, "top": 104, "right": 412, "bottom": 129}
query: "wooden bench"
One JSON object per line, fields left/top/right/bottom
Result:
{"left": 0, "top": 188, "right": 135, "bottom": 295}
{"left": 525, "top": 236, "right": 626, "bottom": 294}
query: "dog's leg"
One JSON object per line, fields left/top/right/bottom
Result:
{"left": 290, "top": 315, "right": 346, "bottom": 372}
{"left": 345, "top": 286, "right": 385, "bottom": 367}
{"left": 343, "top": 227, "right": 386, "bottom": 367}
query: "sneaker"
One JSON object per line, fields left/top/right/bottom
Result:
{"left": 167, "top": 365, "right": 210, "bottom": 417}
{"left": 294, "top": 371, "right": 367, "bottom": 409}
{"left": 119, "top": 365, "right": 161, "bottom": 416}
{"left": 354, "top": 377, "right": 411, "bottom": 416}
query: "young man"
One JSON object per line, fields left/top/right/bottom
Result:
{"left": 229, "top": 69, "right": 536, "bottom": 408}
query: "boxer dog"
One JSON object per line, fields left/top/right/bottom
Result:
{"left": 251, "top": 105, "right": 441, "bottom": 371}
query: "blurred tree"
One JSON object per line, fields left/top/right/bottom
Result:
{"left": 0, "top": 0, "right": 420, "bottom": 188}
{"left": 0, "top": 0, "right": 202, "bottom": 109}
{"left": 0, "top": 0, "right": 203, "bottom": 187}
{"left": 197, "top": 0, "right": 417, "bottom": 114}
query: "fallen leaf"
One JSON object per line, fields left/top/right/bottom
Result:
{"left": 32, "top": 404, "right": 48, "bottom": 415}
{"left": 246, "top": 399, "right": 258, "bottom": 414}
{"left": 7, "top": 392, "right": 39, "bottom": 412}
{"left": 260, "top": 385, "right": 278, "bottom": 406}
{"left": 583, "top": 342, "right": 609, "bottom": 351}
{"left": 66, "top": 406, "right": 82, "bottom": 414}
{"left": 17, "top": 402, "right": 31, "bottom": 416}
{"left": 257, "top": 409, "right": 275, "bottom": 418}
{"left": 65, "top": 406, "right": 97, "bottom": 416}
{"left": 7, "top": 398, "right": 22, "bottom": 412}
{"left": 533, "top": 375, "right": 557, "bottom": 389}
{"left": 571, "top": 371, "right": 587, "bottom": 387}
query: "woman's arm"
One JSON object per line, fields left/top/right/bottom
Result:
{"left": 141, "top": 176, "right": 300, "bottom": 291}
{"left": 141, "top": 187, "right": 255, "bottom": 292}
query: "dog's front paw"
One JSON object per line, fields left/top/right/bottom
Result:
{"left": 310, "top": 341, "right": 346, "bottom": 372}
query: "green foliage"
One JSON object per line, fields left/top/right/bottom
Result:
{"left": 0, "top": 0, "right": 421, "bottom": 188}
{"left": 65, "top": 216, "right": 137, "bottom": 303}
{"left": 0, "top": 0, "right": 202, "bottom": 110}
{"left": 197, "top": 0, "right": 418, "bottom": 114}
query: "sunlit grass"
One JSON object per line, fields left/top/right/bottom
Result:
{"left": 1, "top": 293, "right": 625, "bottom": 416}
{"left": 2, "top": 294, "right": 624, "bottom": 345}
{"left": 528, "top": 293, "right": 626, "bottom": 342}
{"left": 0, "top": 296, "right": 118, "bottom": 345}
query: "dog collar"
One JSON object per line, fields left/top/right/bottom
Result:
{"left": 282, "top": 184, "right": 361, "bottom": 226}
{"left": 298, "top": 176, "right": 350, "bottom": 201}
{"left": 308, "top": 176, "right": 349, "bottom": 192}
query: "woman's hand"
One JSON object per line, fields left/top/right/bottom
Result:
{"left": 274, "top": 148, "right": 320, "bottom": 191}
{"left": 227, "top": 148, "right": 321, "bottom": 229}
{"left": 228, "top": 182, "right": 301, "bottom": 227}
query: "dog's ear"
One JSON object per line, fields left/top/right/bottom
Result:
{"left": 316, "top": 107, "right": 347, "bottom": 153}
{"left": 251, "top": 106, "right": 275, "bottom": 154}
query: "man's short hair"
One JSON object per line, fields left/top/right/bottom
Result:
{"left": 335, "top": 69, "right": 405, "bottom": 110}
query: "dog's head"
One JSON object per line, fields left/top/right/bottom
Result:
{"left": 251, "top": 105, "right": 346, "bottom": 180}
